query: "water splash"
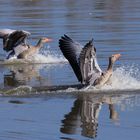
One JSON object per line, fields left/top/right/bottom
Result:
{"left": 100, "top": 64, "right": 140, "bottom": 90}
{"left": 0, "top": 46, "right": 67, "bottom": 64}
{"left": 33, "top": 45, "right": 67, "bottom": 63}
{"left": 30, "top": 53, "right": 66, "bottom": 64}
{"left": 0, "top": 85, "right": 33, "bottom": 96}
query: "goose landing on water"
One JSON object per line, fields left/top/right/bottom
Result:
{"left": 59, "top": 35, "right": 121, "bottom": 89}
{"left": 0, "top": 29, "right": 52, "bottom": 59}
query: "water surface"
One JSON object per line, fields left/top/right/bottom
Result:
{"left": 0, "top": 0, "right": 140, "bottom": 140}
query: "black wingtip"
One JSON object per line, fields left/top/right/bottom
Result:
{"left": 59, "top": 34, "right": 73, "bottom": 45}
{"left": 83, "top": 38, "right": 97, "bottom": 53}
{"left": 59, "top": 34, "right": 83, "bottom": 83}
{"left": 89, "top": 38, "right": 94, "bottom": 45}
{"left": 60, "top": 34, "right": 69, "bottom": 39}
{"left": 64, "top": 34, "right": 73, "bottom": 41}
{"left": 85, "top": 38, "right": 94, "bottom": 48}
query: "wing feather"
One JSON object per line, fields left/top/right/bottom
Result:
{"left": 79, "top": 39, "right": 102, "bottom": 85}
{"left": 1, "top": 29, "right": 30, "bottom": 52}
{"left": 59, "top": 34, "right": 83, "bottom": 82}
{"left": 0, "top": 29, "right": 16, "bottom": 38}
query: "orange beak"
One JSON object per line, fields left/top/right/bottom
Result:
{"left": 44, "top": 38, "right": 53, "bottom": 42}
{"left": 114, "top": 53, "right": 121, "bottom": 60}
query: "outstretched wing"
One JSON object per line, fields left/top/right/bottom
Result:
{"left": 59, "top": 34, "right": 83, "bottom": 82}
{"left": 79, "top": 39, "right": 102, "bottom": 84}
{"left": 0, "top": 29, "right": 16, "bottom": 38}
{"left": 0, "top": 29, "right": 30, "bottom": 52}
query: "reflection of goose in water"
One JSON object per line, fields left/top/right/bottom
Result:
{"left": 4, "top": 64, "right": 51, "bottom": 87}
{"left": 60, "top": 93, "right": 119, "bottom": 138}
{"left": 0, "top": 29, "right": 52, "bottom": 59}
{"left": 59, "top": 35, "right": 121, "bottom": 88}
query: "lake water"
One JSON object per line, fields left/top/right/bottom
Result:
{"left": 0, "top": 0, "right": 140, "bottom": 140}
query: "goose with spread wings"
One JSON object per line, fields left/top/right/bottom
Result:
{"left": 0, "top": 29, "right": 52, "bottom": 59}
{"left": 59, "top": 35, "right": 121, "bottom": 88}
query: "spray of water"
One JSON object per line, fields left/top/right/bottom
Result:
{"left": 100, "top": 64, "right": 140, "bottom": 90}
{"left": 30, "top": 53, "right": 66, "bottom": 64}
{"left": 2, "top": 45, "right": 67, "bottom": 64}
{"left": 31, "top": 45, "right": 67, "bottom": 63}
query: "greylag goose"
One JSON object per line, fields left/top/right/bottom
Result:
{"left": 0, "top": 29, "right": 52, "bottom": 59}
{"left": 59, "top": 35, "right": 121, "bottom": 88}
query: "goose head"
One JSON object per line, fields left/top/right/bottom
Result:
{"left": 39, "top": 37, "right": 52, "bottom": 43}
{"left": 36, "top": 37, "right": 52, "bottom": 48}
{"left": 110, "top": 53, "right": 121, "bottom": 63}
{"left": 107, "top": 53, "right": 121, "bottom": 71}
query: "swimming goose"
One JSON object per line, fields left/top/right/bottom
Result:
{"left": 0, "top": 29, "right": 52, "bottom": 59}
{"left": 59, "top": 35, "right": 121, "bottom": 88}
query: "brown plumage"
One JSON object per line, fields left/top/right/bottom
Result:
{"left": 0, "top": 29, "right": 52, "bottom": 59}
{"left": 94, "top": 54, "right": 121, "bottom": 87}
{"left": 17, "top": 37, "right": 52, "bottom": 59}
{"left": 59, "top": 35, "right": 121, "bottom": 89}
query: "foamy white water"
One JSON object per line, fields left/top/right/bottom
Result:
{"left": 30, "top": 53, "right": 67, "bottom": 63}
{"left": 100, "top": 65, "right": 140, "bottom": 90}
{"left": 1, "top": 48, "right": 67, "bottom": 64}
{"left": 32, "top": 45, "right": 67, "bottom": 63}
